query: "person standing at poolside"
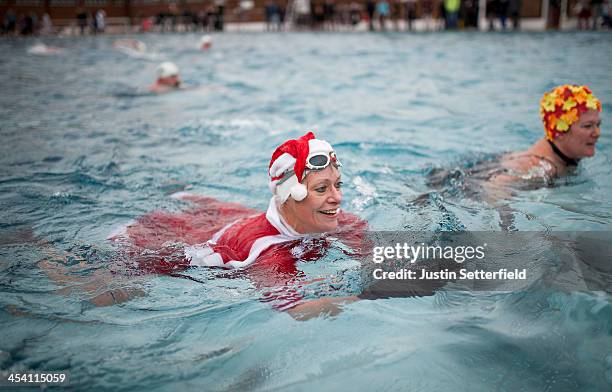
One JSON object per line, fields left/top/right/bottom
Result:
{"left": 604, "top": 0, "right": 612, "bottom": 28}
{"left": 76, "top": 8, "right": 88, "bottom": 35}
{"left": 3, "top": 9, "right": 17, "bottom": 34}
{"left": 366, "top": 0, "right": 376, "bottom": 30}
{"left": 443, "top": 0, "right": 460, "bottom": 29}
{"left": 509, "top": 0, "right": 521, "bottom": 30}
{"left": 422, "top": 0, "right": 435, "bottom": 31}
{"left": 576, "top": 0, "right": 592, "bottom": 29}
{"left": 376, "top": 0, "right": 390, "bottom": 31}
{"left": 265, "top": 1, "right": 278, "bottom": 31}
{"left": 40, "top": 13, "right": 53, "bottom": 35}
{"left": 19, "top": 13, "right": 34, "bottom": 35}
{"left": 403, "top": 0, "right": 417, "bottom": 31}
{"left": 591, "top": 0, "right": 604, "bottom": 29}
{"left": 95, "top": 9, "right": 106, "bottom": 34}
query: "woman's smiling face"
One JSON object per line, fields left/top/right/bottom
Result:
{"left": 557, "top": 109, "right": 602, "bottom": 159}
{"left": 282, "top": 165, "right": 343, "bottom": 234}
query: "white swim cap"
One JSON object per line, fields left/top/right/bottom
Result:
{"left": 200, "top": 35, "right": 212, "bottom": 46}
{"left": 156, "top": 62, "right": 179, "bottom": 78}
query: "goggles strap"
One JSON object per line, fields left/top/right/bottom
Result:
{"left": 276, "top": 170, "right": 297, "bottom": 185}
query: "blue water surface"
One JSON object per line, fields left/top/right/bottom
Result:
{"left": 1, "top": 32, "right": 611, "bottom": 391}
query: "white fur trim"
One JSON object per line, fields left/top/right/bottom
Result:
{"left": 186, "top": 197, "right": 304, "bottom": 269}
{"left": 224, "top": 234, "right": 294, "bottom": 268}
{"left": 185, "top": 244, "right": 224, "bottom": 267}
{"left": 269, "top": 138, "right": 334, "bottom": 203}
{"left": 290, "top": 183, "right": 307, "bottom": 201}
{"left": 268, "top": 181, "right": 277, "bottom": 194}
{"left": 265, "top": 196, "right": 301, "bottom": 236}
{"left": 269, "top": 153, "right": 296, "bottom": 177}
{"left": 275, "top": 174, "right": 301, "bottom": 203}
{"left": 308, "top": 139, "right": 333, "bottom": 155}
{"left": 269, "top": 152, "right": 298, "bottom": 202}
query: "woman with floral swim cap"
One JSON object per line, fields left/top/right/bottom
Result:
{"left": 40, "top": 132, "right": 367, "bottom": 313}
{"left": 470, "top": 84, "right": 603, "bottom": 228}
{"left": 494, "top": 85, "right": 602, "bottom": 185}
{"left": 424, "top": 85, "right": 603, "bottom": 230}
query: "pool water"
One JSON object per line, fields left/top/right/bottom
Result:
{"left": 1, "top": 32, "right": 611, "bottom": 391}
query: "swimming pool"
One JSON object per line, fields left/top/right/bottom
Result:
{"left": 1, "top": 31, "right": 611, "bottom": 391}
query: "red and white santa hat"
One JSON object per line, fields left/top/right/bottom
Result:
{"left": 268, "top": 131, "right": 336, "bottom": 203}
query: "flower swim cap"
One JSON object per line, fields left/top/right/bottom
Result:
{"left": 540, "top": 85, "right": 602, "bottom": 141}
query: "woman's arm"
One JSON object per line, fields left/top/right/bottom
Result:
{"left": 286, "top": 296, "right": 359, "bottom": 321}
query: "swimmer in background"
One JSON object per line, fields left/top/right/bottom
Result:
{"left": 426, "top": 84, "right": 602, "bottom": 230}
{"left": 112, "top": 38, "right": 159, "bottom": 60}
{"left": 297, "top": 87, "right": 603, "bottom": 316}
{"left": 199, "top": 35, "right": 213, "bottom": 50}
{"left": 149, "top": 62, "right": 182, "bottom": 93}
{"left": 27, "top": 43, "right": 63, "bottom": 55}
{"left": 112, "top": 38, "right": 147, "bottom": 53}
{"left": 487, "top": 85, "right": 602, "bottom": 196}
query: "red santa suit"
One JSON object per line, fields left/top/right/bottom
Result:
{"left": 110, "top": 193, "right": 366, "bottom": 309}
{"left": 184, "top": 196, "right": 305, "bottom": 269}
{"left": 108, "top": 131, "right": 368, "bottom": 308}
{"left": 112, "top": 193, "right": 366, "bottom": 274}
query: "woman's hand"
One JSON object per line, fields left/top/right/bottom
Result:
{"left": 287, "top": 296, "right": 359, "bottom": 321}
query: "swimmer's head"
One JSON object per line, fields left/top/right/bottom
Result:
{"left": 269, "top": 132, "right": 343, "bottom": 233}
{"left": 199, "top": 35, "right": 212, "bottom": 50}
{"left": 269, "top": 131, "right": 341, "bottom": 202}
{"left": 155, "top": 62, "right": 181, "bottom": 88}
{"left": 157, "top": 61, "right": 179, "bottom": 78}
{"left": 540, "top": 85, "right": 602, "bottom": 141}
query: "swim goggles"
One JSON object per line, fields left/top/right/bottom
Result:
{"left": 277, "top": 151, "right": 342, "bottom": 185}
{"left": 306, "top": 151, "right": 342, "bottom": 171}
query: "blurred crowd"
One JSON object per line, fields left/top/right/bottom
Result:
{"left": 1, "top": 8, "right": 108, "bottom": 36}
{"left": 286, "top": 0, "right": 477, "bottom": 31}
{"left": 1, "top": 10, "right": 53, "bottom": 36}
{"left": 144, "top": 3, "right": 228, "bottom": 33}
{"left": 2, "top": 0, "right": 612, "bottom": 36}
{"left": 573, "top": 0, "right": 612, "bottom": 29}
{"left": 284, "top": 0, "right": 612, "bottom": 31}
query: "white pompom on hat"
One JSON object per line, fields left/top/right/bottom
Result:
{"left": 156, "top": 61, "right": 179, "bottom": 78}
{"left": 268, "top": 132, "right": 336, "bottom": 203}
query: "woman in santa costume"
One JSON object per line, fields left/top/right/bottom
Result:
{"left": 40, "top": 132, "right": 367, "bottom": 314}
